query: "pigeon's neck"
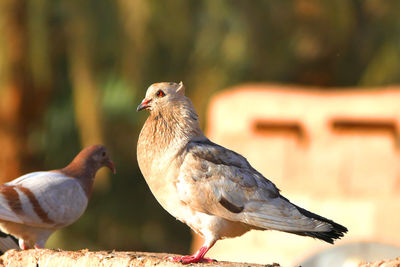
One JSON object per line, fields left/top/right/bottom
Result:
{"left": 59, "top": 158, "right": 98, "bottom": 197}
{"left": 143, "top": 99, "right": 203, "bottom": 149}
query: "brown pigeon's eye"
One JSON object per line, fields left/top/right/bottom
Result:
{"left": 156, "top": 90, "right": 166, "bottom": 97}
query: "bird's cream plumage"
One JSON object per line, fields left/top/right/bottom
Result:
{"left": 137, "top": 82, "right": 347, "bottom": 263}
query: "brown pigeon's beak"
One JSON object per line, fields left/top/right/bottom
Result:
{"left": 137, "top": 98, "right": 152, "bottom": 111}
{"left": 106, "top": 159, "right": 116, "bottom": 174}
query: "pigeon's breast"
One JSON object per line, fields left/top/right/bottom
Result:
{"left": 137, "top": 136, "right": 190, "bottom": 218}
{"left": 141, "top": 149, "right": 186, "bottom": 213}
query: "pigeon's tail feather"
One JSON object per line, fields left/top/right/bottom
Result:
{"left": 0, "top": 233, "right": 20, "bottom": 254}
{"left": 287, "top": 204, "right": 348, "bottom": 244}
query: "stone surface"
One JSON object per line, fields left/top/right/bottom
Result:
{"left": 359, "top": 257, "right": 400, "bottom": 267}
{"left": 0, "top": 249, "right": 280, "bottom": 267}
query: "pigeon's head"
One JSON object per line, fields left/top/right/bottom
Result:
{"left": 77, "top": 145, "right": 116, "bottom": 174}
{"left": 137, "top": 82, "right": 185, "bottom": 112}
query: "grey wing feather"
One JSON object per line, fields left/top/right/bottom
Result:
{"left": 177, "top": 138, "right": 332, "bottom": 232}
{"left": 0, "top": 235, "right": 19, "bottom": 253}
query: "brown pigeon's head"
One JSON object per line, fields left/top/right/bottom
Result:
{"left": 69, "top": 145, "right": 116, "bottom": 176}
{"left": 87, "top": 145, "right": 116, "bottom": 174}
{"left": 60, "top": 145, "right": 116, "bottom": 197}
{"left": 137, "top": 81, "right": 185, "bottom": 112}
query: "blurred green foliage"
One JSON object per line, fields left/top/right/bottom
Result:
{"left": 0, "top": 0, "right": 400, "bottom": 254}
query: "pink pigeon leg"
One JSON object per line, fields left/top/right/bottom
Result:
{"left": 18, "top": 239, "right": 28, "bottom": 250}
{"left": 168, "top": 239, "right": 216, "bottom": 264}
{"left": 34, "top": 244, "right": 43, "bottom": 249}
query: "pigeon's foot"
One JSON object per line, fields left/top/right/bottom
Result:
{"left": 167, "top": 245, "right": 215, "bottom": 264}
{"left": 168, "top": 255, "right": 216, "bottom": 264}
{"left": 18, "top": 239, "right": 28, "bottom": 250}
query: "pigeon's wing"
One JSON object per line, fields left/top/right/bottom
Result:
{"left": 177, "top": 138, "right": 332, "bottom": 232}
{"left": 0, "top": 172, "right": 88, "bottom": 228}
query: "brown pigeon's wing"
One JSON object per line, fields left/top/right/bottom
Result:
{"left": 0, "top": 172, "right": 88, "bottom": 228}
{"left": 177, "top": 139, "right": 332, "bottom": 232}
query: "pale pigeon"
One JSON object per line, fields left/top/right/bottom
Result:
{"left": 137, "top": 82, "right": 347, "bottom": 264}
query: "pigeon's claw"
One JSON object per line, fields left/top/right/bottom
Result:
{"left": 168, "top": 255, "right": 216, "bottom": 264}
{"left": 167, "top": 246, "right": 216, "bottom": 264}
{"left": 18, "top": 239, "right": 28, "bottom": 250}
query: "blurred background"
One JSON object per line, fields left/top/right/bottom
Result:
{"left": 0, "top": 0, "right": 400, "bottom": 265}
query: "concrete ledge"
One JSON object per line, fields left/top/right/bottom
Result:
{"left": 0, "top": 249, "right": 280, "bottom": 267}
{"left": 359, "top": 257, "right": 400, "bottom": 267}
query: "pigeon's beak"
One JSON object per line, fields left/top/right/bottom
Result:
{"left": 137, "top": 98, "right": 152, "bottom": 111}
{"left": 106, "top": 159, "right": 116, "bottom": 174}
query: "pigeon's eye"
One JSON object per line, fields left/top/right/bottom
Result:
{"left": 156, "top": 90, "right": 166, "bottom": 98}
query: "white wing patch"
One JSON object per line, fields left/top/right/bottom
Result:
{"left": 4, "top": 172, "right": 46, "bottom": 186}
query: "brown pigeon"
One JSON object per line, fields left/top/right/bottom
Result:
{"left": 137, "top": 82, "right": 347, "bottom": 264}
{"left": 0, "top": 145, "right": 115, "bottom": 251}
